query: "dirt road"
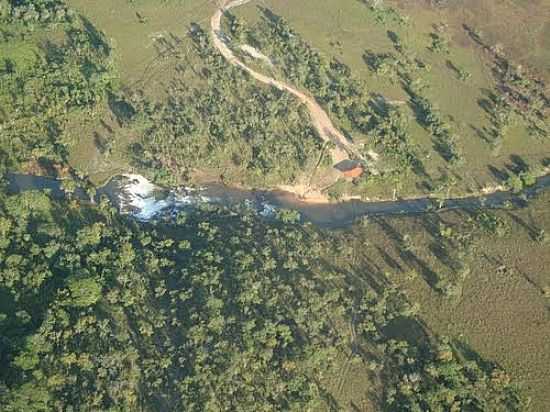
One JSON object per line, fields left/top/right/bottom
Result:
{"left": 210, "top": 0, "right": 358, "bottom": 165}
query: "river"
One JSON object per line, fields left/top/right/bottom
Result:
{"left": 6, "top": 173, "right": 550, "bottom": 229}
{"left": 5, "top": 1, "right": 549, "bottom": 228}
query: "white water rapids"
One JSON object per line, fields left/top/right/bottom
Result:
{"left": 116, "top": 174, "right": 278, "bottom": 221}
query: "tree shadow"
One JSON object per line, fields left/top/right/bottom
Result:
{"left": 488, "top": 164, "right": 509, "bottom": 182}
{"left": 382, "top": 316, "right": 431, "bottom": 347}
{"left": 428, "top": 240, "right": 463, "bottom": 272}
{"left": 508, "top": 154, "right": 529, "bottom": 173}
{"left": 478, "top": 88, "right": 498, "bottom": 113}
{"left": 506, "top": 211, "right": 539, "bottom": 241}
{"left": 375, "top": 245, "right": 403, "bottom": 271}
{"left": 372, "top": 217, "right": 440, "bottom": 288}
{"left": 79, "top": 15, "right": 111, "bottom": 55}
{"left": 93, "top": 131, "right": 111, "bottom": 155}
{"left": 100, "top": 119, "right": 114, "bottom": 134}
{"left": 387, "top": 30, "right": 402, "bottom": 53}
{"left": 445, "top": 59, "right": 461, "bottom": 77}
{"left": 469, "top": 124, "right": 493, "bottom": 144}
{"left": 257, "top": 6, "right": 283, "bottom": 27}
{"left": 453, "top": 339, "right": 504, "bottom": 375}
{"left": 107, "top": 92, "right": 136, "bottom": 127}
{"left": 462, "top": 24, "right": 484, "bottom": 47}
{"left": 40, "top": 40, "right": 65, "bottom": 65}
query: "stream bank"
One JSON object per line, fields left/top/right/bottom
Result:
{"left": 7, "top": 172, "right": 550, "bottom": 229}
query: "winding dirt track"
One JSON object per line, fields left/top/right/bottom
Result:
{"left": 211, "top": 0, "right": 358, "bottom": 165}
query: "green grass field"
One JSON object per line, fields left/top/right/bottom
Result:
{"left": 231, "top": 0, "right": 550, "bottom": 199}
{"left": 68, "top": 0, "right": 214, "bottom": 89}
{"left": 61, "top": 0, "right": 550, "bottom": 195}
{"left": 62, "top": 0, "right": 216, "bottom": 182}
{"left": 333, "top": 189, "right": 550, "bottom": 410}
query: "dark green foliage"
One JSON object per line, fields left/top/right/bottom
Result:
{"left": 499, "top": 63, "right": 549, "bottom": 140}
{"left": 473, "top": 211, "right": 509, "bottom": 237}
{"left": 465, "top": 25, "right": 549, "bottom": 140}
{"left": 371, "top": 106, "right": 421, "bottom": 173}
{"left": 484, "top": 93, "right": 515, "bottom": 148}
{"left": 429, "top": 32, "right": 450, "bottom": 54}
{"left": 66, "top": 276, "right": 102, "bottom": 307}
{"left": 363, "top": 24, "right": 462, "bottom": 167}
{"left": 240, "top": 10, "right": 431, "bottom": 179}
{"left": 384, "top": 339, "right": 524, "bottom": 411}
{"left": 130, "top": 25, "right": 324, "bottom": 187}
{"left": 362, "top": 1, "right": 410, "bottom": 27}
{"left": 354, "top": 284, "right": 523, "bottom": 411}
{"left": 0, "top": 191, "right": 348, "bottom": 411}
{"left": 1, "top": 0, "right": 72, "bottom": 25}
{"left": 0, "top": 0, "right": 114, "bottom": 173}
{"left": 0, "top": 188, "right": 525, "bottom": 411}
{"left": 0, "top": 3, "right": 533, "bottom": 409}
{"left": 243, "top": 10, "right": 366, "bottom": 130}
{"left": 411, "top": 90, "right": 462, "bottom": 164}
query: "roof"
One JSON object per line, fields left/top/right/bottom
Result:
{"left": 342, "top": 166, "right": 364, "bottom": 178}
{"left": 334, "top": 160, "right": 364, "bottom": 178}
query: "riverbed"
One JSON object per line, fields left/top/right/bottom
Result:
{"left": 7, "top": 173, "right": 550, "bottom": 229}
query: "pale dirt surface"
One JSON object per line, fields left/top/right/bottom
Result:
{"left": 211, "top": 0, "right": 359, "bottom": 166}
{"left": 210, "top": 0, "right": 550, "bottom": 205}
{"left": 239, "top": 44, "right": 274, "bottom": 66}
{"left": 210, "top": 0, "right": 367, "bottom": 200}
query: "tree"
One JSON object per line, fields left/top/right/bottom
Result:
{"left": 66, "top": 276, "right": 102, "bottom": 307}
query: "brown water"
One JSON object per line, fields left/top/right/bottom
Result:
{"left": 7, "top": 173, "right": 550, "bottom": 229}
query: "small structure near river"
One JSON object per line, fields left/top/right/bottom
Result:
{"left": 334, "top": 160, "right": 364, "bottom": 179}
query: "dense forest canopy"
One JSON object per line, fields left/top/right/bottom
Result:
{"left": 0, "top": 187, "right": 525, "bottom": 411}
{"left": 0, "top": 0, "right": 114, "bottom": 175}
